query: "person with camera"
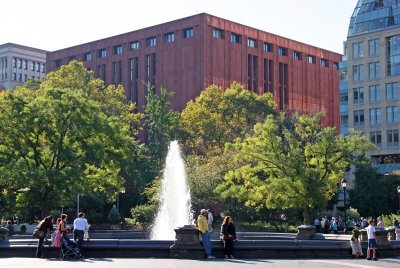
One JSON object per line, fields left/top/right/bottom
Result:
{"left": 220, "top": 216, "right": 237, "bottom": 259}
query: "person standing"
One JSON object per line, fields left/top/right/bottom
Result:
{"left": 220, "top": 216, "right": 236, "bottom": 259}
{"left": 377, "top": 216, "right": 385, "bottom": 229}
{"left": 207, "top": 209, "right": 214, "bottom": 231}
{"left": 73, "top": 212, "right": 89, "bottom": 254}
{"left": 350, "top": 224, "right": 363, "bottom": 258}
{"left": 35, "top": 215, "right": 54, "bottom": 258}
{"left": 366, "top": 219, "right": 378, "bottom": 261}
{"left": 314, "top": 218, "right": 321, "bottom": 233}
{"left": 197, "top": 209, "right": 215, "bottom": 259}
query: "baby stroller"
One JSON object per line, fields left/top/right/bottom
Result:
{"left": 59, "top": 234, "right": 83, "bottom": 260}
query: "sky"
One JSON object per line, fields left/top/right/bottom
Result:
{"left": 1, "top": 0, "right": 358, "bottom": 54}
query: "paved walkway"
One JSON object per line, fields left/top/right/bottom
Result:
{"left": 1, "top": 257, "right": 400, "bottom": 268}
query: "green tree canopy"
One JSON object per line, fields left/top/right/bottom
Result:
{"left": 0, "top": 61, "right": 140, "bottom": 218}
{"left": 217, "top": 113, "right": 374, "bottom": 225}
{"left": 179, "top": 82, "right": 276, "bottom": 156}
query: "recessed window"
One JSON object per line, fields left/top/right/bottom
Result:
{"left": 369, "top": 85, "right": 381, "bottom": 102}
{"left": 368, "top": 38, "right": 380, "bottom": 57}
{"left": 263, "top": 42, "right": 272, "bottom": 52}
{"left": 130, "top": 41, "right": 139, "bottom": 51}
{"left": 320, "top": 59, "right": 328, "bottom": 67}
{"left": 353, "top": 87, "right": 364, "bottom": 104}
{"left": 147, "top": 37, "right": 156, "bottom": 47}
{"left": 293, "top": 51, "right": 302, "bottom": 60}
{"left": 165, "top": 32, "right": 175, "bottom": 43}
{"left": 386, "top": 106, "right": 399, "bottom": 124}
{"left": 55, "top": 59, "right": 62, "bottom": 68}
{"left": 247, "top": 38, "right": 256, "bottom": 48}
{"left": 353, "top": 109, "right": 365, "bottom": 127}
{"left": 278, "top": 47, "right": 288, "bottom": 56}
{"left": 31, "top": 62, "right": 35, "bottom": 71}
{"left": 333, "top": 62, "right": 339, "bottom": 70}
{"left": 212, "top": 28, "right": 223, "bottom": 39}
{"left": 368, "top": 61, "right": 380, "bottom": 80}
{"left": 12, "top": 58, "right": 16, "bottom": 68}
{"left": 386, "top": 82, "right": 399, "bottom": 100}
{"left": 353, "top": 64, "right": 364, "bottom": 81}
{"left": 98, "top": 49, "right": 107, "bottom": 58}
{"left": 369, "top": 108, "right": 382, "bottom": 125}
{"left": 40, "top": 63, "right": 45, "bottom": 73}
{"left": 69, "top": 56, "right": 76, "bottom": 62}
{"left": 231, "top": 33, "right": 241, "bottom": 43}
{"left": 183, "top": 28, "right": 194, "bottom": 38}
{"left": 83, "top": 52, "right": 92, "bottom": 62}
{"left": 307, "top": 55, "right": 316, "bottom": 64}
{"left": 114, "top": 45, "right": 123, "bottom": 55}
{"left": 370, "top": 131, "right": 382, "bottom": 148}
{"left": 387, "top": 129, "right": 399, "bottom": 147}
{"left": 352, "top": 42, "right": 364, "bottom": 60}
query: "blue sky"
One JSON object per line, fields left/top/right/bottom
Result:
{"left": 1, "top": 0, "right": 358, "bottom": 54}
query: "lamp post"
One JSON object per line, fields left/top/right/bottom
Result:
{"left": 117, "top": 188, "right": 126, "bottom": 216}
{"left": 397, "top": 186, "right": 400, "bottom": 215}
{"left": 341, "top": 178, "right": 347, "bottom": 233}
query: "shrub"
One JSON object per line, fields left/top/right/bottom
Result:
{"left": 130, "top": 204, "right": 157, "bottom": 228}
{"left": 108, "top": 205, "right": 120, "bottom": 224}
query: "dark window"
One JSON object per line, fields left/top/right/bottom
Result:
{"left": 147, "top": 37, "right": 156, "bottom": 47}
{"left": 293, "top": 51, "right": 302, "bottom": 60}
{"left": 263, "top": 42, "right": 272, "bottom": 52}
{"left": 353, "top": 87, "right": 364, "bottom": 104}
{"left": 247, "top": 55, "right": 258, "bottom": 92}
{"left": 114, "top": 45, "right": 123, "bottom": 55}
{"left": 352, "top": 64, "right": 364, "bottom": 81}
{"left": 278, "top": 47, "right": 288, "bottom": 56}
{"left": 130, "top": 41, "right": 139, "bottom": 51}
{"left": 98, "top": 49, "right": 107, "bottom": 58}
{"left": 183, "top": 28, "right": 194, "bottom": 38}
{"left": 231, "top": 33, "right": 241, "bottom": 43}
{"left": 320, "top": 59, "right": 328, "bottom": 67}
{"left": 83, "top": 52, "right": 92, "bottom": 62}
{"left": 263, "top": 58, "right": 274, "bottom": 94}
{"left": 369, "top": 85, "right": 381, "bottom": 102}
{"left": 278, "top": 62, "right": 289, "bottom": 109}
{"left": 165, "top": 32, "right": 175, "bottom": 43}
{"left": 212, "top": 28, "right": 223, "bottom": 39}
{"left": 370, "top": 131, "right": 382, "bottom": 148}
{"left": 369, "top": 108, "right": 382, "bottom": 125}
{"left": 55, "top": 59, "right": 62, "bottom": 68}
{"left": 307, "top": 55, "right": 316, "bottom": 64}
{"left": 353, "top": 110, "right": 365, "bottom": 127}
{"left": 247, "top": 38, "right": 256, "bottom": 48}
{"left": 387, "top": 129, "right": 399, "bottom": 147}
{"left": 386, "top": 82, "right": 399, "bottom": 100}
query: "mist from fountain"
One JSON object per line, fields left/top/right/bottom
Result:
{"left": 151, "top": 140, "right": 192, "bottom": 240}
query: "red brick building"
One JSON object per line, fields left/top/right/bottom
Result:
{"left": 47, "top": 13, "right": 341, "bottom": 128}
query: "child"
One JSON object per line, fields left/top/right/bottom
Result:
{"left": 350, "top": 224, "right": 363, "bottom": 258}
{"left": 366, "top": 219, "right": 377, "bottom": 261}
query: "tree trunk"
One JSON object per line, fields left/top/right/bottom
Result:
{"left": 40, "top": 189, "right": 51, "bottom": 219}
{"left": 303, "top": 207, "right": 311, "bottom": 225}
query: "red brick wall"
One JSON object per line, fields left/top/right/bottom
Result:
{"left": 47, "top": 13, "right": 341, "bottom": 129}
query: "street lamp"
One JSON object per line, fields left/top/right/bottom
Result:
{"left": 341, "top": 178, "right": 347, "bottom": 232}
{"left": 397, "top": 186, "right": 400, "bottom": 215}
{"left": 117, "top": 188, "right": 126, "bottom": 216}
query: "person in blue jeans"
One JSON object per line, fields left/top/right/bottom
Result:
{"left": 197, "top": 209, "right": 215, "bottom": 259}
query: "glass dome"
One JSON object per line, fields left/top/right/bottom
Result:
{"left": 348, "top": 0, "right": 400, "bottom": 37}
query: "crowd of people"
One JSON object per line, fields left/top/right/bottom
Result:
{"left": 314, "top": 215, "right": 400, "bottom": 261}
{"left": 314, "top": 215, "right": 399, "bottom": 235}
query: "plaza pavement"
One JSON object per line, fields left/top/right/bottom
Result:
{"left": 1, "top": 257, "right": 400, "bottom": 268}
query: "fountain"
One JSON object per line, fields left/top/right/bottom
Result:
{"left": 151, "top": 140, "right": 192, "bottom": 240}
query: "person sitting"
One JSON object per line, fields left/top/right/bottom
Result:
{"left": 6, "top": 220, "right": 14, "bottom": 236}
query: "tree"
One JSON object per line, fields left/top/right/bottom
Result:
{"left": 349, "top": 163, "right": 400, "bottom": 217}
{"left": 179, "top": 82, "right": 276, "bottom": 156}
{"left": 0, "top": 61, "right": 140, "bottom": 218}
{"left": 144, "top": 83, "right": 179, "bottom": 160}
{"left": 217, "top": 113, "right": 374, "bottom": 225}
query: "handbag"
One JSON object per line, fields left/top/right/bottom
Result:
{"left": 32, "top": 228, "right": 45, "bottom": 239}
{"left": 220, "top": 234, "right": 233, "bottom": 240}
